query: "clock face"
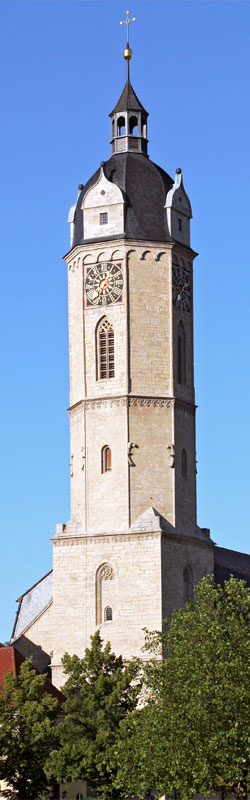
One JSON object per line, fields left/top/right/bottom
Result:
{"left": 172, "top": 266, "right": 191, "bottom": 313}
{"left": 85, "top": 262, "right": 124, "bottom": 307}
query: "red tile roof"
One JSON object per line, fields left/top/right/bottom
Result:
{"left": 0, "top": 644, "right": 64, "bottom": 704}
{"left": 0, "top": 646, "right": 18, "bottom": 685}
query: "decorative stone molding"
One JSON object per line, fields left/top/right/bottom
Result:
{"left": 87, "top": 397, "right": 128, "bottom": 410}
{"left": 68, "top": 256, "right": 81, "bottom": 273}
{"left": 175, "top": 399, "right": 196, "bottom": 415}
{"left": 68, "top": 396, "right": 195, "bottom": 415}
{"left": 100, "top": 564, "right": 114, "bottom": 580}
{"left": 140, "top": 250, "right": 151, "bottom": 261}
{"left": 81, "top": 447, "right": 85, "bottom": 471}
{"left": 128, "top": 441, "right": 138, "bottom": 467}
{"left": 68, "top": 400, "right": 84, "bottom": 418}
{"left": 167, "top": 444, "right": 175, "bottom": 468}
{"left": 96, "top": 562, "right": 114, "bottom": 624}
{"left": 129, "top": 397, "right": 174, "bottom": 408}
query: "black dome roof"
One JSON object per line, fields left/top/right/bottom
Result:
{"left": 71, "top": 152, "right": 174, "bottom": 249}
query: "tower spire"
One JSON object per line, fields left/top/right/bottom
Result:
{"left": 110, "top": 10, "right": 148, "bottom": 156}
{"left": 120, "top": 10, "right": 136, "bottom": 82}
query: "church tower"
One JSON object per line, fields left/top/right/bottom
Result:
{"left": 49, "top": 30, "right": 213, "bottom": 686}
{"left": 12, "top": 19, "right": 213, "bottom": 689}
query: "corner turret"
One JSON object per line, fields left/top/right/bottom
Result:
{"left": 165, "top": 168, "right": 192, "bottom": 246}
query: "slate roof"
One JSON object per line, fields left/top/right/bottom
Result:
{"left": 214, "top": 546, "right": 250, "bottom": 587}
{"left": 12, "top": 570, "right": 53, "bottom": 641}
{"left": 71, "top": 152, "right": 173, "bottom": 249}
{"left": 109, "top": 79, "right": 148, "bottom": 116}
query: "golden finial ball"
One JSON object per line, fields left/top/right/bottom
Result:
{"left": 123, "top": 46, "right": 132, "bottom": 61}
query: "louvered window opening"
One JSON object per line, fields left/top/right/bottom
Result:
{"left": 99, "top": 321, "right": 114, "bottom": 379}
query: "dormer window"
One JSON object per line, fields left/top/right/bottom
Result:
{"left": 100, "top": 212, "right": 108, "bottom": 225}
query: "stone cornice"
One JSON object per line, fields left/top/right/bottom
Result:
{"left": 52, "top": 529, "right": 213, "bottom": 547}
{"left": 63, "top": 238, "right": 198, "bottom": 264}
{"left": 68, "top": 395, "right": 196, "bottom": 416}
{"left": 63, "top": 238, "right": 174, "bottom": 263}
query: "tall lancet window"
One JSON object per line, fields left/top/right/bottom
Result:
{"left": 182, "top": 448, "right": 187, "bottom": 478}
{"left": 96, "top": 563, "right": 115, "bottom": 624}
{"left": 97, "top": 318, "right": 115, "bottom": 380}
{"left": 183, "top": 564, "right": 193, "bottom": 603}
{"left": 177, "top": 321, "right": 186, "bottom": 385}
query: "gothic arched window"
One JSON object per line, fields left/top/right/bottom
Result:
{"left": 97, "top": 318, "right": 115, "bottom": 380}
{"left": 96, "top": 563, "right": 114, "bottom": 625}
{"left": 102, "top": 445, "right": 111, "bottom": 473}
{"left": 182, "top": 448, "right": 187, "bottom": 478}
{"left": 183, "top": 564, "right": 193, "bottom": 604}
{"left": 177, "top": 321, "right": 186, "bottom": 385}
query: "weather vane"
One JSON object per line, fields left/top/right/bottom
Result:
{"left": 120, "top": 10, "right": 136, "bottom": 80}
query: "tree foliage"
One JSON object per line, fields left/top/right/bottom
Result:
{"left": 0, "top": 658, "right": 60, "bottom": 800}
{"left": 115, "top": 576, "right": 250, "bottom": 800}
{"left": 46, "top": 630, "right": 141, "bottom": 799}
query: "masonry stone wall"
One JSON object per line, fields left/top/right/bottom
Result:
{"left": 85, "top": 403, "right": 129, "bottom": 532}
{"left": 66, "top": 240, "right": 198, "bottom": 534}
{"left": 50, "top": 530, "right": 162, "bottom": 688}
{"left": 174, "top": 404, "right": 197, "bottom": 533}
{"left": 128, "top": 249, "right": 172, "bottom": 395}
{"left": 129, "top": 402, "right": 175, "bottom": 528}
{"left": 161, "top": 532, "right": 214, "bottom": 621}
{"left": 18, "top": 601, "right": 54, "bottom": 657}
{"left": 19, "top": 232, "right": 211, "bottom": 693}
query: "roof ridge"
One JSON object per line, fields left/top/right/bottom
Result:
{"left": 16, "top": 569, "right": 53, "bottom": 603}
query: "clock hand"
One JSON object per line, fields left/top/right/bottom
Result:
{"left": 177, "top": 282, "right": 188, "bottom": 300}
{"left": 92, "top": 287, "right": 101, "bottom": 300}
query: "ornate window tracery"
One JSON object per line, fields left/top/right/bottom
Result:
{"left": 97, "top": 318, "right": 115, "bottom": 380}
{"left": 96, "top": 563, "right": 115, "bottom": 624}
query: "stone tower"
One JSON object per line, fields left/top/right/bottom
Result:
{"left": 11, "top": 40, "right": 213, "bottom": 689}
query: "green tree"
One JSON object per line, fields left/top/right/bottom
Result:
{"left": 116, "top": 575, "right": 250, "bottom": 800}
{"left": 46, "top": 630, "right": 141, "bottom": 799}
{"left": 0, "top": 658, "right": 60, "bottom": 800}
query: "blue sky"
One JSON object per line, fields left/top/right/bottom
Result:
{"left": 0, "top": 0, "right": 249, "bottom": 642}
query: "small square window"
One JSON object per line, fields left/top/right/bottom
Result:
{"left": 100, "top": 212, "right": 108, "bottom": 225}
